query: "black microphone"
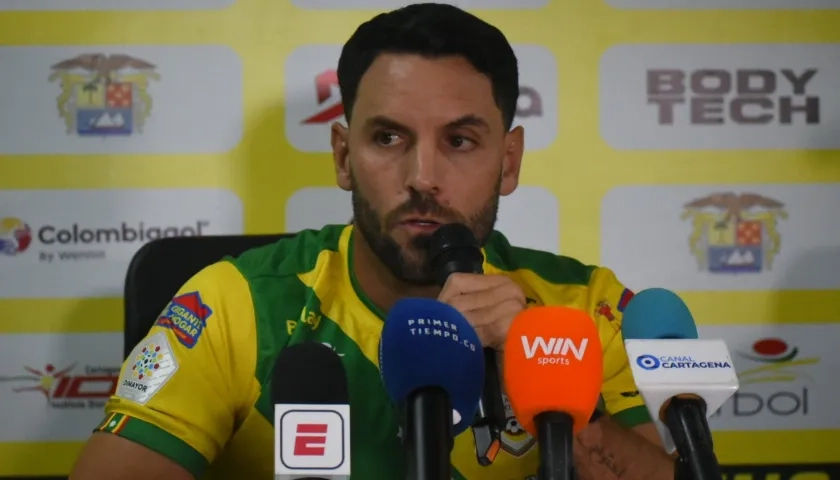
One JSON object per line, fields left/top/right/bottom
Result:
{"left": 666, "top": 397, "right": 720, "bottom": 480}
{"left": 272, "top": 342, "right": 351, "bottom": 480}
{"left": 429, "top": 223, "right": 506, "bottom": 466}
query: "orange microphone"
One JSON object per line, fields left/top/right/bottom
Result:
{"left": 503, "top": 306, "right": 603, "bottom": 480}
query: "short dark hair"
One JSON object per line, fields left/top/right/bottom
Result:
{"left": 337, "top": 3, "right": 520, "bottom": 130}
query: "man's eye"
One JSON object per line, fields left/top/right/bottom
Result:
{"left": 374, "top": 132, "right": 400, "bottom": 146}
{"left": 448, "top": 136, "right": 474, "bottom": 149}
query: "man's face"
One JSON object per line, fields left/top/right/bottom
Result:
{"left": 332, "top": 54, "right": 523, "bottom": 285}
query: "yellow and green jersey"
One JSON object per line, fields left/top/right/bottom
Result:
{"left": 97, "top": 224, "right": 650, "bottom": 479}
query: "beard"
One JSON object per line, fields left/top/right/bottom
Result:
{"left": 351, "top": 176, "right": 501, "bottom": 286}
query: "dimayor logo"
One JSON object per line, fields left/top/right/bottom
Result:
{"left": 131, "top": 342, "right": 164, "bottom": 381}
{"left": 647, "top": 68, "right": 819, "bottom": 126}
{"left": 636, "top": 354, "right": 731, "bottom": 370}
{"left": 1, "top": 218, "right": 209, "bottom": 263}
{"left": 299, "top": 67, "right": 544, "bottom": 125}
{"left": 681, "top": 192, "right": 788, "bottom": 274}
{"left": 406, "top": 317, "right": 477, "bottom": 352}
{"left": 48, "top": 53, "right": 160, "bottom": 136}
{"left": 0, "top": 217, "right": 33, "bottom": 256}
{"left": 716, "top": 338, "right": 818, "bottom": 419}
{"left": 0, "top": 363, "right": 119, "bottom": 409}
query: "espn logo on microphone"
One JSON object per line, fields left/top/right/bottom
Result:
{"left": 293, "top": 422, "right": 329, "bottom": 456}
{"left": 275, "top": 405, "right": 350, "bottom": 476}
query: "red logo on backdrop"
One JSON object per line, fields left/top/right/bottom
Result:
{"left": 294, "top": 423, "right": 328, "bottom": 456}
{"left": 0, "top": 363, "right": 119, "bottom": 408}
{"left": 301, "top": 70, "right": 344, "bottom": 124}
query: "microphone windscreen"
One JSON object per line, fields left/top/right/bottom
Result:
{"left": 379, "top": 298, "right": 485, "bottom": 435}
{"left": 428, "top": 223, "right": 484, "bottom": 284}
{"left": 503, "top": 306, "right": 603, "bottom": 436}
{"left": 621, "top": 288, "right": 699, "bottom": 340}
{"left": 271, "top": 342, "right": 349, "bottom": 405}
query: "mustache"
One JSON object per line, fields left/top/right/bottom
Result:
{"left": 383, "top": 192, "right": 464, "bottom": 230}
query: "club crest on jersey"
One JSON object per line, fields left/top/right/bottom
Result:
{"left": 501, "top": 415, "right": 536, "bottom": 457}
{"left": 500, "top": 393, "right": 537, "bottom": 457}
{"left": 155, "top": 291, "right": 212, "bottom": 348}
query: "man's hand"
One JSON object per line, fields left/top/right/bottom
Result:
{"left": 438, "top": 273, "right": 526, "bottom": 349}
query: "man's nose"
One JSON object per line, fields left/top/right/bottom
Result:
{"left": 405, "top": 140, "right": 444, "bottom": 193}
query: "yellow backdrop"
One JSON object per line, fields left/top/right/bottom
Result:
{"left": 0, "top": 0, "right": 838, "bottom": 477}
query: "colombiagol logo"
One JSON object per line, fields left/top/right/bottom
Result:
{"left": 0, "top": 217, "right": 33, "bottom": 255}
{"left": 4, "top": 219, "right": 210, "bottom": 263}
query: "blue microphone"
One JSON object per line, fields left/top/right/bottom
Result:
{"left": 622, "top": 288, "right": 735, "bottom": 480}
{"left": 621, "top": 288, "right": 698, "bottom": 341}
{"left": 379, "top": 298, "right": 485, "bottom": 480}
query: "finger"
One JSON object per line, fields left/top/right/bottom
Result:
{"left": 446, "top": 282, "right": 523, "bottom": 314}
{"left": 439, "top": 272, "right": 510, "bottom": 300}
{"left": 464, "top": 296, "right": 526, "bottom": 328}
{"left": 468, "top": 299, "right": 526, "bottom": 348}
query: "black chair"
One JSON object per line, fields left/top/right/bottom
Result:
{"left": 122, "top": 234, "right": 293, "bottom": 359}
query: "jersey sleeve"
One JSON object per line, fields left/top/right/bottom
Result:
{"left": 94, "top": 261, "right": 258, "bottom": 478}
{"left": 586, "top": 267, "right": 652, "bottom": 429}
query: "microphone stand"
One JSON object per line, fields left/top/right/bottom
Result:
{"left": 472, "top": 348, "right": 505, "bottom": 465}
{"left": 536, "top": 412, "right": 574, "bottom": 480}
{"left": 674, "top": 455, "right": 693, "bottom": 480}
{"left": 664, "top": 397, "right": 722, "bottom": 480}
{"left": 404, "top": 387, "right": 453, "bottom": 480}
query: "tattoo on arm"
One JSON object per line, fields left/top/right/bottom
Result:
{"left": 573, "top": 436, "right": 630, "bottom": 480}
{"left": 572, "top": 417, "right": 674, "bottom": 480}
{"left": 588, "top": 445, "right": 627, "bottom": 478}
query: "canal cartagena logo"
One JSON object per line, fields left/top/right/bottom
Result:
{"left": 635, "top": 354, "right": 732, "bottom": 371}
{"left": 717, "top": 337, "right": 819, "bottom": 419}
{"left": 0, "top": 216, "right": 211, "bottom": 260}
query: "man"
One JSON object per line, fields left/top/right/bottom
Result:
{"left": 71, "top": 3, "right": 675, "bottom": 479}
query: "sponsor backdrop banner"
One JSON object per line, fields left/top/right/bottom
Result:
{"left": 0, "top": 0, "right": 838, "bottom": 477}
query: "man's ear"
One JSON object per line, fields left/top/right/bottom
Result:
{"left": 331, "top": 122, "right": 352, "bottom": 191}
{"left": 500, "top": 126, "right": 524, "bottom": 196}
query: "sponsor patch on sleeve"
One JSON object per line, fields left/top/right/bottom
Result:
{"left": 617, "top": 288, "right": 635, "bottom": 312}
{"left": 116, "top": 331, "right": 179, "bottom": 405}
{"left": 155, "top": 291, "right": 213, "bottom": 348}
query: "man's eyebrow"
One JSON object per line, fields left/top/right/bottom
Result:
{"left": 362, "top": 114, "right": 491, "bottom": 133}
{"left": 364, "top": 115, "right": 410, "bottom": 132}
{"left": 446, "top": 114, "right": 490, "bottom": 131}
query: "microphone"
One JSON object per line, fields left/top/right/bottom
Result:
{"left": 272, "top": 342, "right": 351, "bottom": 480}
{"left": 503, "top": 306, "right": 604, "bottom": 480}
{"left": 379, "top": 298, "right": 485, "bottom": 480}
{"left": 622, "top": 288, "right": 739, "bottom": 480}
{"left": 429, "top": 223, "right": 506, "bottom": 466}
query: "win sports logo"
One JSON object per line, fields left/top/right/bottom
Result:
{"left": 521, "top": 336, "right": 589, "bottom": 366}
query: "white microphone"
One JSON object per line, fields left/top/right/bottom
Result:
{"left": 621, "top": 288, "right": 738, "bottom": 480}
{"left": 273, "top": 342, "right": 351, "bottom": 480}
